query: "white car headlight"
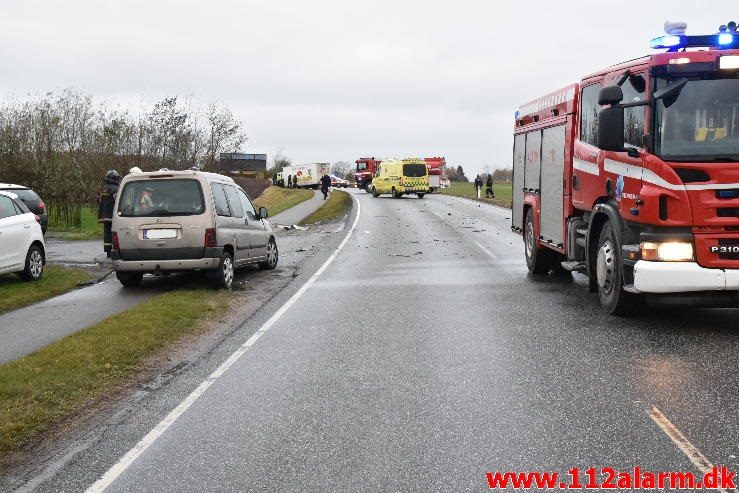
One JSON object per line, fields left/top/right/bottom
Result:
{"left": 641, "top": 241, "right": 694, "bottom": 262}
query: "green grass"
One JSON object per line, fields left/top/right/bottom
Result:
{"left": 47, "top": 207, "right": 102, "bottom": 241}
{"left": 253, "top": 186, "right": 314, "bottom": 218}
{"left": 300, "top": 190, "right": 352, "bottom": 225}
{"left": 0, "top": 288, "right": 229, "bottom": 453}
{"left": 437, "top": 182, "right": 512, "bottom": 207}
{"left": 0, "top": 266, "right": 91, "bottom": 314}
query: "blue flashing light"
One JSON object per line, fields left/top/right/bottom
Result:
{"left": 650, "top": 35, "right": 683, "bottom": 49}
{"left": 718, "top": 33, "right": 734, "bottom": 45}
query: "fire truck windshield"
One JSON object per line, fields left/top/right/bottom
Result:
{"left": 356, "top": 162, "right": 368, "bottom": 171}
{"left": 654, "top": 75, "right": 739, "bottom": 162}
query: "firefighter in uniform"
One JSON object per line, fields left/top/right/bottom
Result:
{"left": 486, "top": 174, "right": 495, "bottom": 198}
{"left": 320, "top": 174, "right": 332, "bottom": 200}
{"left": 97, "top": 170, "right": 120, "bottom": 257}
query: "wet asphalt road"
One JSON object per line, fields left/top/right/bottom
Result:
{"left": 23, "top": 189, "right": 739, "bottom": 491}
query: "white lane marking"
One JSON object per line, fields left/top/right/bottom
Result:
{"left": 86, "top": 197, "right": 362, "bottom": 493}
{"left": 474, "top": 241, "right": 497, "bottom": 260}
{"left": 573, "top": 158, "right": 600, "bottom": 176}
{"left": 648, "top": 405, "right": 737, "bottom": 493}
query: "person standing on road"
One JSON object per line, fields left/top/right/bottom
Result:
{"left": 474, "top": 175, "right": 483, "bottom": 198}
{"left": 97, "top": 170, "right": 120, "bottom": 258}
{"left": 320, "top": 173, "right": 332, "bottom": 200}
{"left": 287, "top": 174, "right": 292, "bottom": 188}
{"left": 486, "top": 174, "right": 495, "bottom": 198}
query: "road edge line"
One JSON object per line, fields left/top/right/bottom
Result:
{"left": 85, "top": 195, "right": 362, "bottom": 493}
{"left": 648, "top": 405, "right": 736, "bottom": 493}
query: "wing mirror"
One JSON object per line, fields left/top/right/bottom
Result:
{"left": 259, "top": 207, "right": 268, "bottom": 219}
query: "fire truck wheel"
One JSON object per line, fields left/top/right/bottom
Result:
{"left": 596, "top": 222, "right": 639, "bottom": 315}
{"left": 524, "top": 208, "right": 553, "bottom": 274}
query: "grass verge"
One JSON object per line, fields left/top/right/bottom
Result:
{"left": 437, "top": 182, "right": 512, "bottom": 208}
{"left": 0, "top": 266, "right": 91, "bottom": 314}
{"left": 300, "top": 190, "right": 352, "bottom": 225}
{"left": 0, "top": 288, "right": 229, "bottom": 453}
{"left": 253, "top": 186, "right": 314, "bottom": 218}
{"left": 47, "top": 207, "right": 102, "bottom": 241}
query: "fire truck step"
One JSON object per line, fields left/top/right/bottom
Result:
{"left": 560, "top": 260, "right": 587, "bottom": 273}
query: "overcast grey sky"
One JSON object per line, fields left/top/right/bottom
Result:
{"left": 0, "top": 1, "right": 732, "bottom": 176}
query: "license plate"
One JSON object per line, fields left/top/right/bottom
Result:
{"left": 144, "top": 229, "right": 177, "bottom": 239}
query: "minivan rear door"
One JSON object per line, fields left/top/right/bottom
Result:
{"left": 237, "top": 188, "right": 268, "bottom": 259}
{"left": 221, "top": 184, "right": 251, "bottom": 264}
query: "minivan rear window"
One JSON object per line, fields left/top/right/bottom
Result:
{"left": 118, "top": 179, "right": 205, "bottom": 217}
{"left": 403, "top": 163, "right": 427, "bottom": 177}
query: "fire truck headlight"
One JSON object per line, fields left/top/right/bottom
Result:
{"left": 641, "top": 241, "right": 694, "bottom": 262}
{"left": 720, "top": 55, "right": 739, "bottom": 69}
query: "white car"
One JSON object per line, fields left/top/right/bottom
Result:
{"left": 0, "top": 190, "right": 45, "bottom": 281}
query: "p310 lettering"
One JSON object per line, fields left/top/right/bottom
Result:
{"left": 710, "top": 246, "right": 739, "bottom": 253}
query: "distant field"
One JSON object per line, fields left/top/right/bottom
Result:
{"left": 437, "top": 182, "right": 512, "bottom": 207}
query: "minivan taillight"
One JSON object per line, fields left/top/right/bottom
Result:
{"left": 112, "top": 232, "right": 120, "bottom": 251}
{"left": 38, "top": 201, "right": 46, "bottom": 213}
{"left": 204, "top": 228, "right": 217, "bottom": 248}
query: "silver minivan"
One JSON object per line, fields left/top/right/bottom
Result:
{"left": 111, "top": 170, "right": 278, "bottom": 289}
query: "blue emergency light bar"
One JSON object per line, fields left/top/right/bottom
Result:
{"left": 650, "top": 33, "right": 738, "bottom": 50}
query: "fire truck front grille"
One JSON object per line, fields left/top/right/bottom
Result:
{"left": 716, "top": 207, "right": 739, "bottom": 218}
{"left": 715, "top": 189, "right": 739, "bottom": 199}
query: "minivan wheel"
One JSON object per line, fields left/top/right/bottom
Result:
{"left": 20, "top": 245, "right": 44, "bottom": 281}
{"left": 259, "top": 239, "right": 279, "bottom": 270}
{"left": 213, "top": 252, "right": 234, "bottom": 289}
{"left": 116, "top": 272, "right": 143, "bottom": 287}
{"left": 371, "top": 186, "right": 379, "bottom": 198}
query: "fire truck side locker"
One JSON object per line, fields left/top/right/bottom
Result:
{"left": 511, "top": 134, "right": 525, "bottom": 232}
{"left": 540, "top": 125, "right": 567, "bottom": 248}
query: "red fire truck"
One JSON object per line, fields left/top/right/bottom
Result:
{"left": 512, "top": 21, "right": 739, "bottom": 314}
{"left": 424, "top": 157, "right": 449, "bottom": 192}
{"left": 355, "top": 157, "right": 381, "bottom": 191}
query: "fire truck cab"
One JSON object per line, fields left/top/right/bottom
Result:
{"left": 355, "top": 157, "right": 381, "bottom": 191}
{"left": 512, "top": 22, "right": 739, "bottom": 314}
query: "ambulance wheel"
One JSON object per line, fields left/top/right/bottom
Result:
{"left": 596, "top": 222, "right": 641, "bottom": 315}
{"left": 416, "top": 193, "right": 425, "bottom": 199}
{"left": 524, "top": 208, "right": 552, "bottom": 274}
{"left": 371, "top": 186, "right": 379, "bottom": 197}
{"left": 392, "top": 188, "right": 402, "bottom": 199}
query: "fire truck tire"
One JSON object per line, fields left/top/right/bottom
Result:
{"left": 595, "top": 222, "right": 641, "bottom": 315}
{"left": 524, "top": 208, "right": 553, "bottom": 274}
{"left": 371, "top": 186, "right": 379, "bottom": 197}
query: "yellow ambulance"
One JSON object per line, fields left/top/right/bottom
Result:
{"left": 370, "top": 158, "right": 429, "bottom": 199}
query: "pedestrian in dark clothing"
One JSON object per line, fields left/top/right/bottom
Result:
{"left": 486, "top": 174, "right": 495, "bottom": 198}
{"left": 320, "top": 174, "right": 332, "bottom": 200}
{"left": 287, "top": 175, "right": 292, "bottom": 188}
{"left": 97, "top": 170, "right": 120, "bottom": 257}
{"left": 474, "top": 175, "right": 483, "bottom": 198}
